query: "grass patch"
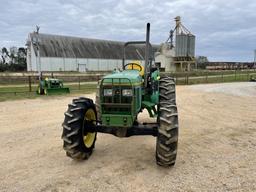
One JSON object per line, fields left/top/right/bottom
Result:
{"left": 176, "top": 73, "right": 255, "bottom": 85}
{"left": 0, "top": 83, "right": 97, "bottom": 102}
{"left": 1, "top": 71, "right": 255, "bottom": 102}
{"left": 0, "top": 92, "right": 39, "bottom": 102}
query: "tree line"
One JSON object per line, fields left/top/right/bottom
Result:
{"left": 0, "top": 47, "right": 27, "bottom": 72}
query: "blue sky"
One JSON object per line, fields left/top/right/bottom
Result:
{"left": 1, "top": 0, "right": 256, "bottom": 61}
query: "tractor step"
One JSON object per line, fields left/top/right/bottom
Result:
{"left": 142, "top": 101, "right": 158, "bottom": 117}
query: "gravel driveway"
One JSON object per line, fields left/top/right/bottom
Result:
{"left": 0, "top": 82, "right": 256, "bottom": 192}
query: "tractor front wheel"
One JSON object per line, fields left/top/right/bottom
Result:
{"left": 156, "top": 76, "right": 179, "bottom": 167}
{"left": 61, "top": 97, "right": 97, "bottom": 160}
{"left": 37, "top": 86, "right": 44, "bottom": 95}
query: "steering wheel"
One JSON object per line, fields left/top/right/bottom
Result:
{"left": 124, "top": 63, "right": 143, "bottom": 72}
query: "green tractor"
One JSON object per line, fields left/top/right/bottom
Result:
{"left": 61, "top": 23, "right": 179, "bottom": 167}
{"left": 37, "top": 77, "right": 70, "bottom": 95}
{"left": 250, "top": 75, "right": 256, "bottom": 82}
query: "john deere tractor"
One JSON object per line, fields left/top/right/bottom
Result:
{"left": 37, "top": 77, "right": 70, "bottom": 95}
{"left": 61, "top": 23, "right": 179, "bottom": 167}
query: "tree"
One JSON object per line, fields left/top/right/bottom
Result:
{"left": 0, "top": 47, "right": 27, "bottom": 71}
{"left": 196, "top": 56, "right": 209, "bottom": 69}
{"left": 18, "top": 47, "right": 26, "bottom": 58}
{"left": 1, "top": 47, "right": 9, "bottom": 64}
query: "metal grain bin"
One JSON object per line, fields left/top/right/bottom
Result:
{"left": 175, "top": 34, "right": 187, "bottom": 57}
{"left": 187, "top": 34, "right": 195, "bottom": 57}
{"left": 175, "top": 34, "right": 195, "bottom": 57}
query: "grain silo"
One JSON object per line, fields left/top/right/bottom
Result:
{"left": 173, "top": 16, "right": 196, "bottom": 71}
{"left": 155, "top": 16, "right": 196, "bottom": 72}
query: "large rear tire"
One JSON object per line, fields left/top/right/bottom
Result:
{"left": 61, "top": 97, "right": 97, "bottom": 160}
{"left": 95, "top": 85, "right": 101, "bottom": 122}
{"left": 156, "top": 76, "right": 179, "bottom": 167}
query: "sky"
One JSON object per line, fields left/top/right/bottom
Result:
{"left": 0, "top": 0, "right": 256, "bottom": 62}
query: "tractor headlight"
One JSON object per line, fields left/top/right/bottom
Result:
{"left": 104, "top": 89, "right": 113, "bottom": 96}
{"left": 122, "top": 89, "right": 133, "bottom": 97}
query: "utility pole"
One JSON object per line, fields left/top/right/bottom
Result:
{"left": 35, "top": 25, "right": 41, "bottom": 81}
{"left": 254, "top": 49, "right": 256, "bottom": 70}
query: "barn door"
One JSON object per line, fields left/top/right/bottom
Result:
{"left": 78, "top": 64, "right": 87, "bottom": 72}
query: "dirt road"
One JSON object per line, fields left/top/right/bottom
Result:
{"left": 0, "top": 82, "right": 256, "bottom": 192}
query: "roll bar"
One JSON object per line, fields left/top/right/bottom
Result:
{"left": 122, "top": 23, "right": 152, "bottom": 88}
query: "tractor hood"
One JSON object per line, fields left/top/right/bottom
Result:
{"left": 102, "top": 70, "right": 142, "bottom": 85}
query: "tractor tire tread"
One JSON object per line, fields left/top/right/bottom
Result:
{"left": 156, "top": 76, "right": 179, "bottom": 167}
{"left": 62, "top": 97, "right": 97, "bottom": 160}
{"left": 95, "top": 86, "right": 101, "bottom": 121}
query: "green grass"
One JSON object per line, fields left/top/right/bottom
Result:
{"left": 176, "top": 72, "right": 256, "bottom": 85}
{"left": 0, "top": 83, "right": 97, "bottom": 102}
{"left": 162, "top": 69, "right": 256, "bottom": 78}
{"left": 0, "top": 91, "right": 38, "bottom": 102}
{"left": 1, "top": 71, "right": 256, "bottom": 102}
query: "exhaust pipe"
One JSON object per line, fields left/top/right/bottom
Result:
{"left": 144, "top": 23, "right": 150, "bottom": 88}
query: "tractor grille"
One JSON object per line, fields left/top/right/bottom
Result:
{"left": 102, "top": 87, "right": 133, "bottom": 114}
{"left": 103, "top": 87, "right": 132, "bottom": 104}
{"left": 103, "top": 105, "right": 131, "bottom": 114}
{"left": 101, "top": 78, "right": 134, "bottom": 115}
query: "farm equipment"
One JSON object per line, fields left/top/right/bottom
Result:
{"left": 61, "top": 23, "right": 179, "bottom": 167}
{"left": 37, "top": 77, "right": 70, "bottom": 95}
{"left": 250, "top": 75, "right": 256, "bottom": 82}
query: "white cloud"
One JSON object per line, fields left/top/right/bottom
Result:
{"left": 0, "top": 0, "right": 256, "bottom": 61}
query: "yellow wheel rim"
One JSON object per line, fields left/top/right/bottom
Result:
{"left": 83, "top": 108, "right": 96, "bottom": 148}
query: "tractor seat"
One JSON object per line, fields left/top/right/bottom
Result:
{"left": 126, "top": 61, "right": 144, "bottom": 76}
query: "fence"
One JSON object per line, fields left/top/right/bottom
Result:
{"left": 0, "top": 70, "right": 255, "bottom": 99}
{"left": 171, "top": 70, "right": 256, "bottom": 85}
{"left": 0, "top": 74, "right": 104, "bottom": 100}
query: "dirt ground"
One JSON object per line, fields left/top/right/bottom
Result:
{"left": 0, "top": 82, "right": 256, "bottom": 192}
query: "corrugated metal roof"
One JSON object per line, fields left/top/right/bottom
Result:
{"left": 29, "top": 33, "right": 159, "bottom": 59}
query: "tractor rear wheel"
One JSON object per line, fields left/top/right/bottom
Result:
{"left": 156, "top": 76, "right": 179, "bottom": 167}
{"left": 61, "top": 97, "right": 97, "bottom": 160}
{"left": 95, "top": 85, "right": 101, "bottom": 122}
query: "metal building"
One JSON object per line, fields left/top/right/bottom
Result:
{"left": 175, "top": 34, "right": 195, "bottom": 57}
{"left": 173, "top": 16, "right": 196, "bottom": 71}
{"left": 155, "top": 16, "right": 196, "bottom": 72}
{"left": 155, "top": 43, "right": 175, "bottom": 71}
{"left": 26, "top": 33, "right": 159, "bottom": 72}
